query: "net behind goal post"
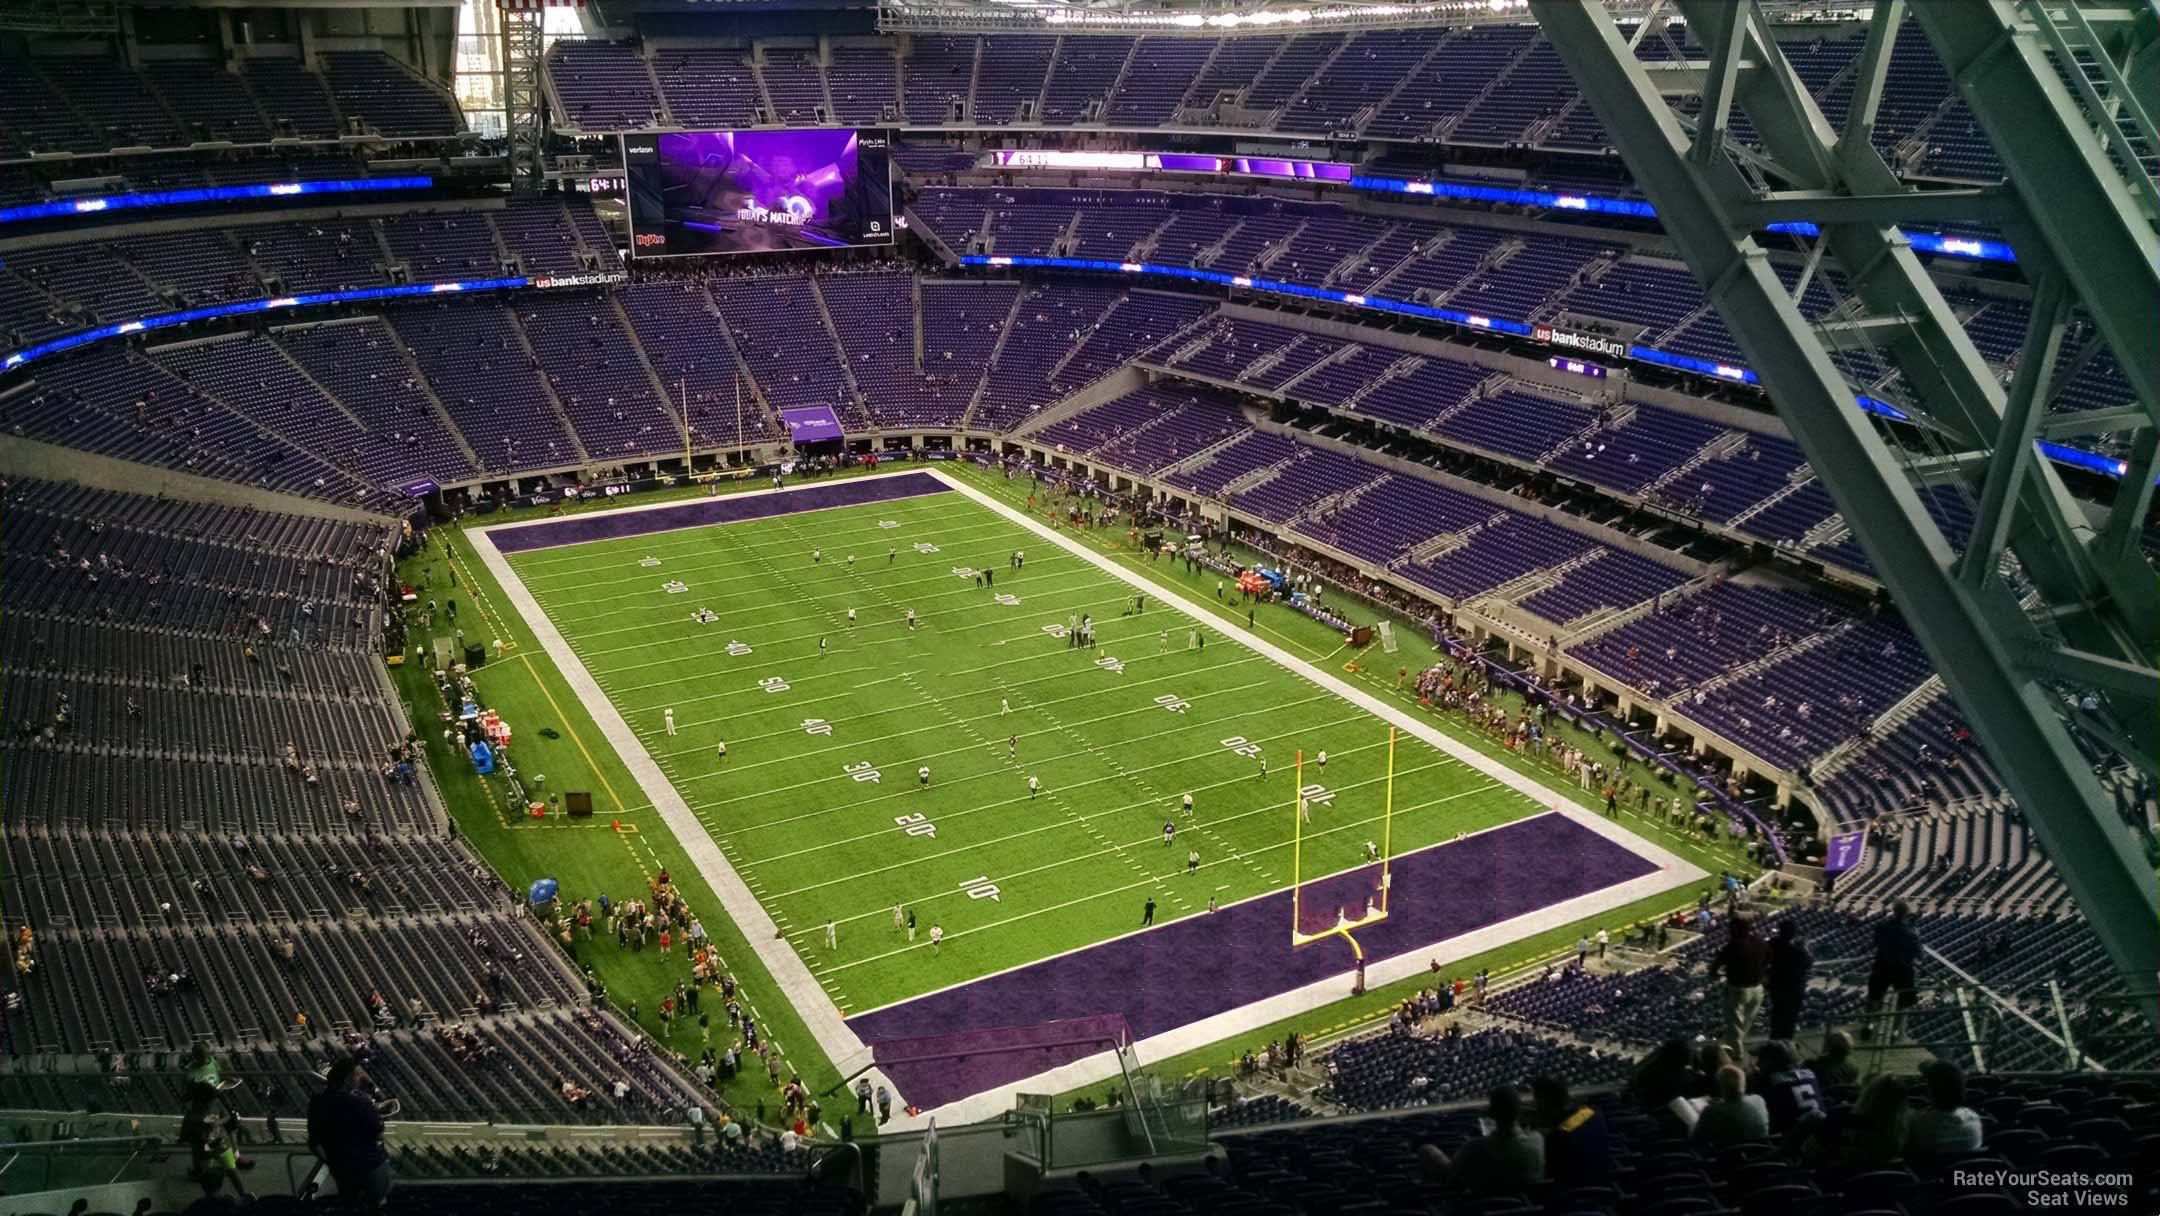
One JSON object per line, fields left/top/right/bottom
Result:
{"left": 1376, "top": 621, "right": 1397, "bottom": 654}
{"left": 1289, "top": 729, "right": 1396, "bottom": 947}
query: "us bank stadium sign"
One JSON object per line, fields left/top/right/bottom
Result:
{"left": 534, "top": 272, "right": 629, "bottom": 289}
{"left": 1533, "top": 324, "right": 1628, "bottom": 360}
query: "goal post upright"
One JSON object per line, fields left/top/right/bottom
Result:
{"left": 1290, "top": 748, "right": 1304, "bottom": 944}
{"left": 1380, "top": 726, "right": 1395, "bottom": 915}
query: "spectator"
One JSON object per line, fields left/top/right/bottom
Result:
{"left": 1765, "top": 920, "right": 1812, "bottom": 1041}
{"left": 180, "top": 1082, "right": 252, "bottom": 1203}
{"left": 1747, "top": 1040, "right": 1822, "bottom": 1137}
{"left": 1422, "top": 1086, "right": 1544, "bottom": 1194}
{"left": 1807, "top": 1030, "right": 1858, "bottom": 1090}
{"left": 1532, "top": 1075, "right": 1612, "bottom": 1186}
{"left": 1628, "top": 1039, "right": 1704, "bottom": 1118}
{"left": 1803, "top": 1074, "right": 1911, "bottom": 1171}
{"left": 1864, "top": 900, "right": 1922, "bottom": 1042}
{"left": 1706, "top": 915, "right": 1769, "bottom": 1053}
{"left": 1907, "top": 1059, "right": 1985, "bottom": 1158}
{"left": 308, "top": 1058, "right": 392, "bottom": 1208}
{"left": 1690, "top": 1065, "right": 1770, "bottom": 1148}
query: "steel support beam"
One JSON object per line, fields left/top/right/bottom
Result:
{"left": 1912, "top": 0, "right": 2160, "bottom": 415}
{"left": 1532, "top": 0, "right": 2160, "bottom": 1018}
{"left": 1691, "top": 0, "right": 2158, "bottom": 728}
{"left": 499, "top": 4, "right": 545, "bottom": 198}
{"left": 1739, "top": 188, "right": 2022, "bottom": 228}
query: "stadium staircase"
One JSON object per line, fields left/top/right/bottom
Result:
{"left": 1319, "top": 223, "right": 1402, "bottom": 287}
{"left": 1273, "top": 36, "right": 1355, "bottom": 129}
{"left": 382, "top": 320, "right": 487, "bottom": 471}
{"left": 641, "top": 51, "right": 677, "bottom": 126}
{"left": 1726, "top": 469, "right": 1818, "bottom": 528}
{"left": 1232, "top": 336, "right": 1306, "bottom": 386}
{"left": 1560, "top": 566, "right": 1722, "bottom": 644}
{"left": 1251, "top": 220, "right": 1308, "bottom": 274}
{"left": 1220, "top": 452, "right": 1297, "bottom": 497}
{"left": 1364, "top": 31, "right": 1458, "bottom": 139}
{"left": 1190, "top": 220, "right": 1245, "bottom": 270}
{"left": 132, "top": 341, "right": 367, "bottom": 494}
{"left": 1487, "top": 546, "right": 1609, "bottom": 606}
{"left": 1270, "top": 340, "right": 1362, "bottom": 396}
{"left": 1807, "top": 675, "right": 1953, "bottom": 787}
{"left": 1012, "top": 367, "right": 1151, "bottom": 441}
{"left": 504, "top": 309, "right": 594, "bottom": 465}
{"left": 1029, "top": 38, "right": 1058, "bottom": 123}
{"left": 1796, "top": 511, "right": 1852, "bottom": 554}
{"left": 1536, "top": 400, "right": 1634, "bottom": 466}
{"left": 1438, "top": 32, "right": 1543, "bottom": 140}
{"left": 750, "top": 53, "right": 782, "bottom": 124}
{"left": 1153, "top": 426, "right": 1255, "bottom": 480}
{"left": 1293, "top": 472, "right": 1391, "bottom": 527}
{"left": 609, "top": 294, "right": 694, "bottom": 433}
{"left": 1641, "top": 428, "right": 1750, "bottom": 497}
{"left": 1126, "top": 213, "right": 1181, "bottom": 264}
{"left": 963, "top": 36, "right": 983, "bottom": 118}
{"left": 1688, "top": 615, "right": 1858, "bottom": 700}
{"left": 958, "top": 288, "right": 1030, "bottom": 429}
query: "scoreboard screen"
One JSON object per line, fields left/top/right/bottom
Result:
{"left": 623, "top": 128, "right": 893, "bottom": 258}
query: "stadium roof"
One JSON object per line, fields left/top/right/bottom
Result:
{"left": 876, "top": 0, "right": 1853, "bottom": 33}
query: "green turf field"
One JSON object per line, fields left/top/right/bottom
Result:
{"left": 494, "top": 477, "right": 1555, "bottom": 1019}
{"left": 499, "top": 478, "right": 1538, "bottom": 1015}
{"left": 393, "top": 464, "right": 1753, "bottom": 1114}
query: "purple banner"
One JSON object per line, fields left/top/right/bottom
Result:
{"left": 781, "top": 405, "right": 845, "bottom": 442}
{"left": 1822, "top": 829, "right": 1868, "bottom": 875}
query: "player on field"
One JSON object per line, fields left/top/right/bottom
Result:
{"left": 715, "top": 739, "right": 727, "bottom": 761}
{"left": 893, "top": 903, "right": 904, "bottom": 931}
{"left": 1186, "top": 849, "right": 1200, "bottom": 875}
{"left": 813, "top": 549, "right": 822, "bottom": 563}
{"left": 664, "top": 707, "right": 676, "bottom": 736}
{"left": 906, "top": 609, "right": 919, "bottom": 630}
{"left": 918, "top": 765, "right": 930, "bottom": 786}
{"left": 819, "top": 637, "right": 828, "bottom": 657}
{"left": 928, "top": 924, "right": 943, "bottom": 953}
{"left": 848, "top": 608, "right": 856, "bottom": 624}
{"left": 1000, "top": 698, "right": 1010, "bottom": 716}
{"left": 824, "top": 919, "right": 837, "bottom": 949}
{"left": 888, "top": 545, "right": 896, "bottom": 563}
{"left": 1162, "top": 821, "right": 1175, "bottom": 847}
{"left": 1364, "top": 840, "right": 1380, "bottom": 863}
{"left": 1181, "top": 792, "right": 1194, "bottom": 815}
{"left": 1317, "top": 750, "right": 1328, "bottom": 770}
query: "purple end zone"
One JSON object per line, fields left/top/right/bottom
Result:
{"left": 488, "top": 472, "right": 951, "bottom": 553}
{"left": 851, "top": 812, "right": 1657, "bottom": 1109}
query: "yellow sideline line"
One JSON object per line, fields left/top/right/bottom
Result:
{"left": 486, "top": 651, "right": 630, "bottom": 815}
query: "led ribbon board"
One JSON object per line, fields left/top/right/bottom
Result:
{"left": 0, "top": 177, "right": 435, "bottom": 226}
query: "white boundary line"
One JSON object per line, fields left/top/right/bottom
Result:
{"left": 470, "top": 482, "right": 903, "bottom": 1114}
{"left": 908, "top": 467, "right": 1707, "bottom": 1120}
{"left": 481, "top": 467, "right": 947, "bottom": 551}
{"left": 469, "top": 466, "right": 1704, "bottom": 1130}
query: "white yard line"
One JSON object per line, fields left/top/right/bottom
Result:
{"left": 481, "top": 467, "right": 948, "bottom": 552}
{"left": 470, "top": 467, "right": 1705, "bottom": 1128}
{"left": 927, "top": 468, "right": 1700, "bottom": 878}
{"left": 902, "top": 467, "right": 1707, "bottom": 1124}
{"left": 470, "top": 498, "right": 899, "bottom": 1110}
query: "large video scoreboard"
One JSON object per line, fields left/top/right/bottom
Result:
{"left": 623, "top": 128, "right": 894, "bottom": 258}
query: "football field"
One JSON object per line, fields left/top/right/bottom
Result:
{"left": 487, "top": 471, "right": 1539, "bottom": 1017}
